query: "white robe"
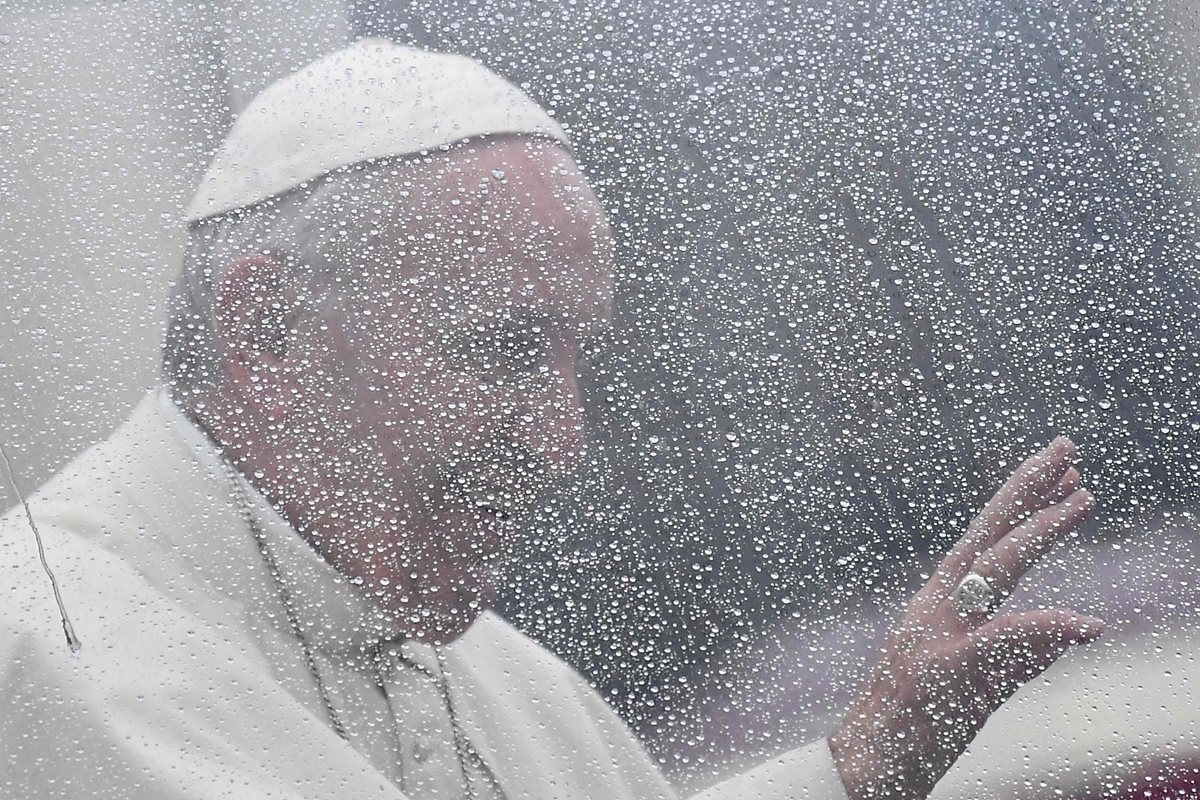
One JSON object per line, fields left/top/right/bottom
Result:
{"left": 0, "top": 391, "right": 848, "bottom": 800}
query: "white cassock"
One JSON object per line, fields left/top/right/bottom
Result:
{"left": 0, "top": 390, "right": 849, "bottom": 800}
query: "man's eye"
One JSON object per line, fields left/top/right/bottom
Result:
{"left": 498, "top": 333, "right": 546, "bottom": 364}
{"left": 496, "top": 332, "right": 549, "bottom": 370}
{"left": 457, "top": 329, "right": 549, "bottom": 375}
{"left": 579, "top": 335, "right": 605, "bottom": 361}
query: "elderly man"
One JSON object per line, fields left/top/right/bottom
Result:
{"left": 1, "top": 40, "right": 1101, "bottom": 799}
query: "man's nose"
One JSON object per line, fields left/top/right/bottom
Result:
{"left": 511, "top": 357, "right": 586, "bottom": 470}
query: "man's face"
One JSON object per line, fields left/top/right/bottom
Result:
{"left": 259, "top": 138, "right": 614, "bottom": 643}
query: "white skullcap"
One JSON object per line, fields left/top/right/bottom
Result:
{"left": 185, "top": 38, "right": 571, "bottom": 223}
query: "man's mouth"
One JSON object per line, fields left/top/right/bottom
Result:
{"left": 459, "top": 482, "right": 516, "bottom": 520}
{"left": 441, "top": 442, "right": 552, "bottom": 523}
{"left": 445, "top": 471, "right": 532, "bottom": 522}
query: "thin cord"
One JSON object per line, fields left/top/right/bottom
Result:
{"left": 374, "top": 641, "right": 410, "bottom": 795}
{"left": 0, "top": 441, "right": 80, "bottom": 652}
{"left": 435, "top": 646, "right": 477, "bottom": 800}
{"left": 220, "top": 452, "right": 501, "bottom": 797}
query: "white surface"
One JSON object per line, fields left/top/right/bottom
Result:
{"left": 932, "top": 627, "right": 1199, "bottom": 799}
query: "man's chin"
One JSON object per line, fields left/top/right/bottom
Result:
{"left": 385, "top": 579, "right": 498, "bottom": 645}
{"left": 402, "top": 602, "right": 488, "bottom": 645}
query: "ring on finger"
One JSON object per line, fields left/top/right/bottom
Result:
{"left": 951, "top": 572, "right": 999, "bottom": 617}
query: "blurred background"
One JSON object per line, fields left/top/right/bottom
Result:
{"left": 3, "top": 1, "right": 1200, "bottom": 795}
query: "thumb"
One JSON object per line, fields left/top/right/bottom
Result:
{"left": 969, "top": 609, "right": 1105, "bottom": 704}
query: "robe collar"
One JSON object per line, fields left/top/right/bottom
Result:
{"left": 156, "top": 390, "right": 446, "bottom": 670}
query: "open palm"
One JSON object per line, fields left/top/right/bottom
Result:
{"left": 830, "top": 437, "right": 1104, "bottom": 800}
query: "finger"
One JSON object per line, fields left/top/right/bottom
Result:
{"left": 971, "top": 487, "right": 1094, "bottom": 601}
{"left": 939, "top": 437, "right": 1077, "bottom": 585}
{"left": 976, "top": 436, "right": 1077, "bottom": 548}
{"left": 1042, "top": 466, "right": 1079, "bottom": 506}
{"left": 968, "top": 609, "right": 1104, "bottom": 710}
{"left": 913, "top": 440, "right": 1079, "bottom": 619}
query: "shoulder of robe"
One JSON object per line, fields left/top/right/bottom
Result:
{"left": 930, "top": 629, "right": 1200, "bottom": 799}
{"left": 0, "top": 404, "right": 241, "bottom": 658}
{"left": 0, "top": 406, "right": 409, "bottom": 800}
{"left": 456, "top": 611, "right": 631, "bottom": 723}
{"left": 449, "top": 612, "right": 679, "bottom": 800}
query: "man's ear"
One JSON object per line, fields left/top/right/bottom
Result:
{"left": 213, "top": 254, "right": 297, "bottom": 414}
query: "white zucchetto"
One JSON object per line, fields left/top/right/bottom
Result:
{"left": 186, "top": 38, "right": 570, "bottom": 223}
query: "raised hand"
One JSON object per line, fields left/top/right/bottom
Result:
{"left": 828, "top": 436, "right": 1104, "bottom": 800}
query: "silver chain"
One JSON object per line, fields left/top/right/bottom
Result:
{"left": 219, "top": 456, "right": 348, "bottom": 740}
{"left": 436, "top": 647, "right": 478, "bottom": 800}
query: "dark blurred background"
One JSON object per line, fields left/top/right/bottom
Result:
{"left": 350, "top": 0, "right": 1200, "bottom": 784}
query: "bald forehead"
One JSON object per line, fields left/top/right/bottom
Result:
{"left": 314, "top": 136, "right": 615, "bottom": 336}
{"left": 426, "top": 136, "right": 610, "bottom": 240}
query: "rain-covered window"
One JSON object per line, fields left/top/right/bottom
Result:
{"left": 2, "top": 1, "right": 1199, "bottom": 798}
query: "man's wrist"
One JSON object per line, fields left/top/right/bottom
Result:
{"left": 829, "top": 703, "right": 938, "bottom": 800}
{"left": 829, "top": 721, "right": 878, "bottom": 800}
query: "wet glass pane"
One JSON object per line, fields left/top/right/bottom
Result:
{"left": 2, "top": 1, "right": 1199, "bottom": 798}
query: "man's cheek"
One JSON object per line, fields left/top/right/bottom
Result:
{"left": 443, "top": 379, "right": 518, "bottom": 440}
